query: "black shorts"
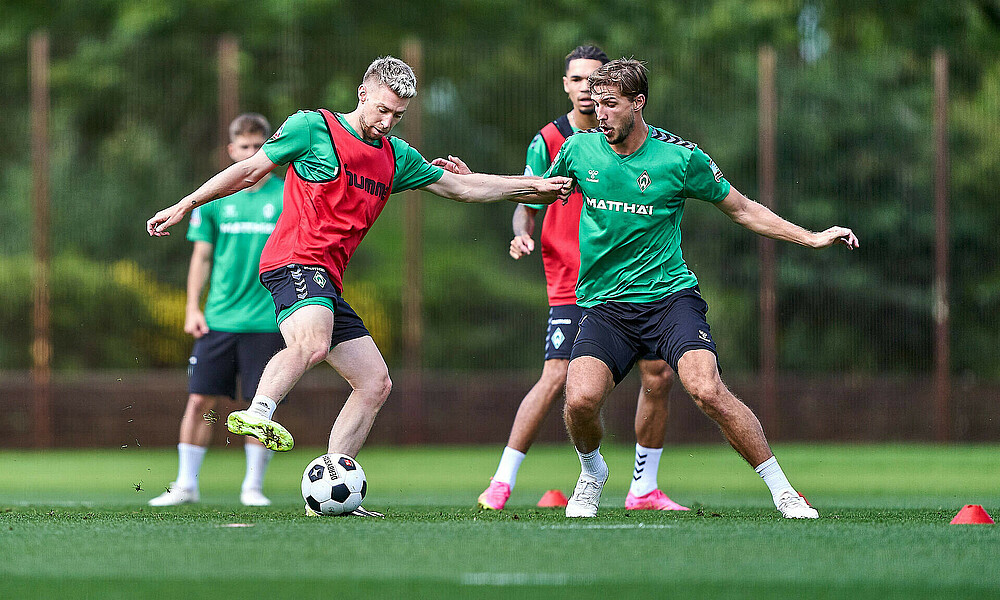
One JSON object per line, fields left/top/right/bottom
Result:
{"left": 188, "top": 330, "right": 284, "bottom": 401}
{"left": 545, "top": 304, "right": 583, "bottom": 360}
{"left": 545, "top": 304, "right": 659, "bottom": 363}
{"left": 570, "top": 287, "right": 719, "bottom": 384}
{"left": 260, "top": 264, "right": 371, "bottom": 349}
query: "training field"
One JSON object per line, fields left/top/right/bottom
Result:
{"left": 2, "top": 444, "right": 998, "bottom": 599}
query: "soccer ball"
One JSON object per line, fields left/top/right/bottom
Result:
{"left": 301, "top": 453, "right": 367, "bottom": 515}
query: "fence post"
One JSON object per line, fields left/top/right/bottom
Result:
{"left": 217, "top": 34, "right": 240, "bottom": 170}
{"left": 31, "top": 31, "right": 53, "bottom": 448}
{"left": 401, "top": 38, "right": 425, "bottom": 443}
{"left": 757, "top": 46, "right": 778, "bottom": 433}
{"left": 933, "top": 49, "right": 950, "bottom": 442}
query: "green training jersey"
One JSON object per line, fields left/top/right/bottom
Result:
{"left": 186, "top": 175, "right": 283, "bottom": 332}
{"left": 545, "top": 125, "right": 731, "bottom": 307}
{"left": 262, "top": 110, "right": 443, "bottom": 191}
{"left": 522, "top": 121, "right": 578, "bottom": 210}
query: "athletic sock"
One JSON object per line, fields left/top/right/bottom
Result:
{"left": 492, "top": 446, "right": 526, "bottom": 487}
{"left": 242, "top": 443, "right": 274, "bottom": 492}
{"left": 176, "top": 443, "right": 207, "bottom": 491}
{"left": 754, "top": 456, "right": 795, "bottom": 503}
{"left": 246, "top": 395, "right": 277, "bottom": 420}
{"left": 577, "top": 447, "right": 609, "bottom": 481}
{"left": 629, "top": 444, "right": 663, "bottom": 497}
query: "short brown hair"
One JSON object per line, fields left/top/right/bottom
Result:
{"left": 229, "top": 113, "right": 271, "bottom": 141}
{"left": 587, "top": 58, "right": 648, "bottom": 101}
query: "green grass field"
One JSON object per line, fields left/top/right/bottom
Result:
{"left": 2, "top": 444, "right": 998, "bottom": 599}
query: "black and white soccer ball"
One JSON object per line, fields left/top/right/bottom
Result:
{"left": 301, "top": 453, "right": 367, "bottom": 515}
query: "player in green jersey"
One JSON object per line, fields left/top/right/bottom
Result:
{"left": 149, "top": 114, "right": 285, "bottom": 507}
{"left": 548, "top": 58, "right": 859, "bottom": 519}
{"left": 476, "top": 45, "right": 686, "bottom": 512}
{"left": 148, "top": 58, "right": 573, "bottom": 517}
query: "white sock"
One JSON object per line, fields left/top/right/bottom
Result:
{"left": 629, "top": 444, "right": 662, "bottom": 497}
{"left": 175, "top": 443, "right": 207, "bottom": 491}
{"left": 492, "top": 446, "right": 526, "bottom": 487}
{"left": 247, "top": 395, "right": 277, "bottom": 420}
{"left": 242, "top": 443, "right": 273, "bottom": 492}
{"left": 755, "top": 456, "right": 794, "bottom": 503}
{"left": 577, "top": 447, "right": 609, "bottom": 481}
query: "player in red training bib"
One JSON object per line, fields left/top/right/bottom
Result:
{"left": 148, "top": 56, "right": 573, "bottom": 516}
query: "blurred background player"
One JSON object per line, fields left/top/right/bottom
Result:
{"left": 147, "top": 57, "right": 573, "bottom": 516}
{"left": 551, "top": 58, "right": 858, "bottom": 518}
{"left": 476, "top": 46, "right": 687, "bottom": 512}
{"left": 149, "top": 113, "right": 284, "bottom": 507}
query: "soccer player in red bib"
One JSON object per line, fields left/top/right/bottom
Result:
{"left": 148, "top": 57, "right": 572, "bottom": 516}
{"left": 475, "top": 46, "right": 687, "bottom": 512}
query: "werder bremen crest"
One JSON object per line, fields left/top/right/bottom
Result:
{"left": 637, "top": 170, "right": 651, "bottom": 192}
{"left": 313, "top": 271, "right": 327, "bottom": 288}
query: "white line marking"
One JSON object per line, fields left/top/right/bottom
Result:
{"left": 539, "top": 523, "right": 676, "bottom": 530}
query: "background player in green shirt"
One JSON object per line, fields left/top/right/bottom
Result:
{"left": 149, "top": 113, "right": 284, "bottom": 507}
{"left": 147, "top": 57, "right": 572, "bottom": 516}
{"left": 548, "top": 58, "right": 859, "bottom": 518}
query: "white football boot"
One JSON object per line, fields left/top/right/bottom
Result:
{"left": 240, "top": 488, "right": 271, "bottom": 506}
{"left": 776, "top": 490, "right": 819, "bottom": 519}
{"left": 148, "top": 483, "right": 199, "bottom": 506}
{"left": 565, "top": 471, "right": 608, "bottom": 518}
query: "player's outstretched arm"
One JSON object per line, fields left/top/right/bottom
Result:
{"left": 422, "top": 169, "right": 573, "bottom": 205}
{"left": 715, "top": 187, "right": 860, "bottom": 250}
{"left": 146, "top": 150, "right": 277, "bottom": 237}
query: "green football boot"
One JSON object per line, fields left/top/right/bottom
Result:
{"left": 226, "top": 410, "right": 294, "bottom": 452}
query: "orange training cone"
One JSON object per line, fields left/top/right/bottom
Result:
{"left": 537, "top": 489, "right": 569, "bottom": 507}
{"left": 950, "top": 505, "right": 995, "bottom": 524}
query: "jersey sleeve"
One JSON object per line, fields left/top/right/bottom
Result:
{"left": 683, "top": 147, "right": 731, "bottom": 203}
{"left": 186, "top": 203, "right": 217, "bottom": 244}
{"left": 523, "top": 133, "right": 550, "bottom": 177}
{"left": 543, "top": 138, "right": 572, "bottom": 179}
{"left": 388, "top": 137, "right": 444, "bottom": 193}
{"left": 261, "top": 111, "right": 314, "bottom": 166}
{"left": 522, "top": 132, "right": 550, "bottom": 210}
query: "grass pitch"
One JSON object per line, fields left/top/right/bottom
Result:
{"left": 1, "top": 444, "right": 998, "bottom": 599}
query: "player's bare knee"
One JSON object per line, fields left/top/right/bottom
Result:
{"left": 375, "top": 372, "right": 392, "bottom": 403}
{"left": 187, "top": 394, "right": 216, "bottom": 414}
{"left": 564, "top": 392, "right": 600, "bottom": 421}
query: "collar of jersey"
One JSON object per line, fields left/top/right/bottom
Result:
{"left": 334, "top": 112, "right": 385, "bottom": 148}
{"left": 604, "top": 124, "right": 651, "bottom": 162}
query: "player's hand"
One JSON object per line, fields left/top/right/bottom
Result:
{"left": 509, "top": 234, "right": 534, "bottom": 259}
{"left": 534, "top": 176, "right": 574, "bottom": 204}
{"left": 146, "top": 202, "right": 189, "bottom": 237}
{"left": 430, "top": 154, "right": 472, "bottom": 175}
{"left": 811, "top": 226, "right": 859, "bottom": 250}
{"left": 184, "top": 309, "right": 209, "bottom": 338}
{"left": 554, "top": 177, "right": 575, "bottom": 204}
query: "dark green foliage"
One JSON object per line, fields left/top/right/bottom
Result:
{"left": 1, "top": 1, "right": 998, "bottom": 373}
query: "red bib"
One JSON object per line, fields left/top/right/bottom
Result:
{"left": 538, "top": 116, "right": 582, "bottom": 306}
{"left": 259, "top": 109, "right": 396, "bottom": 293}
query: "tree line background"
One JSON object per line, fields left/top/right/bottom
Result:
{"left": 1, "top": 0, "right": 998, "bottom": 381}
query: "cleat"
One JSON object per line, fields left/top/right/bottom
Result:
{"left": 304, "top": 504, "right": 384, "bottom": 517}
{"left": 477, "top": 479, "right": 512, "bottom": 511}
{"left": 348, "top": 506, "right": 385, "bottom": 518}
{"left": 226, "top": 410, "right": 294, "bottom": 451}
{"left": 565, "top": 471, "right": 608, "bottom": 518}
{"left": 148, "top": 483, "right": 199, "bottom": 506}
{"left": 625, "top": 489, "right": 690, "bottom": 511}
{"left": 776, "top": 490, "right": 819, "bottom": 519}
{"left": 240, "top": 488, "right": 271, "bottom": 507}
